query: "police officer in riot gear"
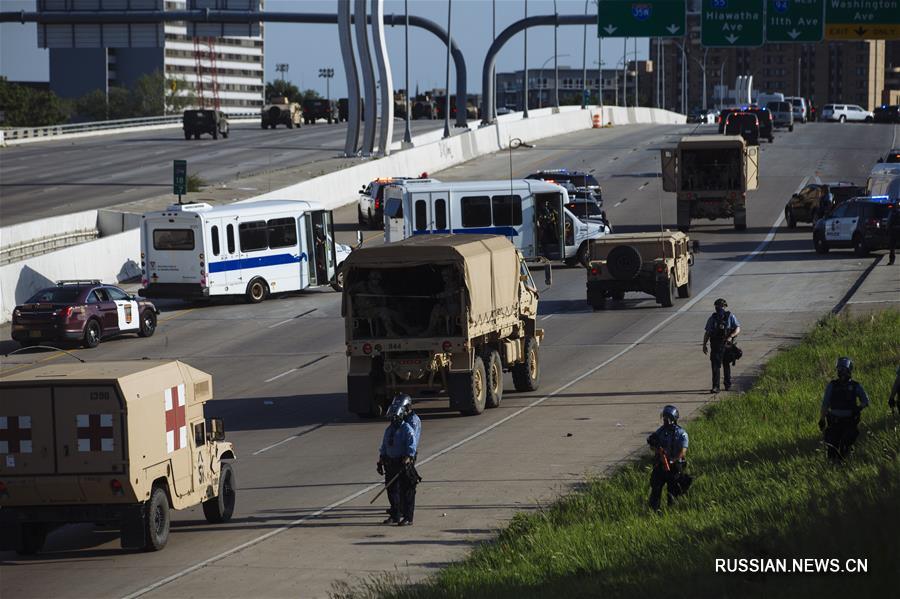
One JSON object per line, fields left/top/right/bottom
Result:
{"left": 819, "top": 357, "right": 870, "bottom": 462}
{"left": 647, "top": 405, "right": 690, "bottom": 512}
{"left": 703, "top": 298, "right": 741, "bottom": 393}
{"left": 377, "top": 394, "right": 421, "bottom": 525}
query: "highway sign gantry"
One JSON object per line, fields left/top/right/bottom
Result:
{"left": 766, "top": 0, "right": 825, "bottom": 42}
{"left": 597, "top": 1, "right": 687, "bottom": 38}
{"left": 825, "top": 0, "right": 900, "bottom": 40}
{"left": 701, "top": 0, "right": 765, "bottom": 47}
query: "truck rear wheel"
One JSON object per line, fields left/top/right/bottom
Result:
{"left": 17, "top": 523, "right": 48, "bottom": 555}
{"left": 677, "top": 270, "right": 692, "bottom": 299}
{"left": 657, "top": 275, "right": 676, "bottom": 307}
{"left": 454, "top": 359, "right": 487, "bottom": 416}
{"left": 677, "top": 201, "right": 691, "bottom": 232}
{"left": 203, "top": 463, "right": 236, "bottom": 524}
{"left": 734, "top": 208, "right": 747, "bottom": 231}
{"left": 512, "top": 336, "right": 540, "bottom": 392}
{"left": 144, "top": 486, "right": 170, "bottom": 551}
{"left": 245, "top": 278, "right": 269, "bottom": 303}
{"left": 483, "top": 350, "right": 504, "bottom": 409}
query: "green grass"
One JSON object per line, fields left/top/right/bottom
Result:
{"left": 186, "top": 173, "right": 206, "bottom": 192}
{"left": 336, "top": 310, "right": 900, "bottom": 599}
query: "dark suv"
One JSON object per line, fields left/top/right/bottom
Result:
{"left": 302, "top": 99, "right": 338, "bottom": 124}
{"left": 183, "top": 109, "right": 229, "bottom": 140}
{"left": 11, "top": 281, "right": 159, "bottom": 348}
{"left": 813, "top": 196, "right": 894, "bottom": 256}
{"left": 746, "top": 107, "right": 774, "bottom": 142}
{"left": 724, "top": 112, "right": 760, "bottom": 146}
{"left": 785, "top": 182, "right": 866, "bottom": 227}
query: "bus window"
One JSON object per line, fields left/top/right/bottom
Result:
{"left": 268, "top": 217, "right": 297, "bottom": 248}
{"left": 153, "top": 229, "right": 194, "bottom": 250}
{"left": 492, "top": 195, "right": 523, "bottom": 226}
{"left": 434, "top": 198, "right": 447, "bottom": 230}
{"left": 414, "top": 199, "right": 428, "bottom": 232}
{"left": 227, "top": 224, "right": 235, "bottom": 253}
{"left": 239, "top": 220, "right": 268, "bottom": 252}
{"left": 211, "top": 225, "right": 220, "bottom": 256}
{"left": 461, "top": 196, "right": 491, "bottom": 227}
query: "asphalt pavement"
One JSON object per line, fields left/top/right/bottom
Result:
{"left": 0, "top": 120, "right": 897, "bottom": 598}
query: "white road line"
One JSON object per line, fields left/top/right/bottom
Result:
{"left": 267, "top": 318, "right": 295, "bottom": 329}
{"left": 794, "top": 175, "right": 810, "bottom": 195}
{"left": 121, "top": 210, "right": 788, "bottom": 599}
{"left": 263, "top": 368, "right": 297, "bottom": 383}
{"left": 541, "top": 313, "right": 555, "bottom": 321}
{"left": 638, "top": 183, "right": 648, "bottom": 190}
{"left": 252, "top": 435, "right": 299, "bottom": 455}
{"left": 613, "top": 198, "right": 628, "bottom": 207}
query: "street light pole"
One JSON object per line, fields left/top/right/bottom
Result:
{"left": 581, "top": 0, "right": 588, "bottom": 109}
{"left": 634, "top": 36, "right": 638, "bottom": 107}
{"left": 538, "top": 53, "right": 569, "bottom": 109}
{"left": 318, "top": 67, "right": 334, "bottom": 102}
{"left": 553, "top": 0, "right": 559, "bottom": 109}
{"left": 276, "top": 63, "right": 289, "bottom": 83}
{"left": 443, "top": 0, "right": 452, "bottom": 138}
{"left": 523, "top": 0, "right": 529, "bottom": 117}
{"left": 622, "top": 37, "right": 627, "bottom": 106}
{"left": 403, "top": 0, "right": 411, "bottom": 144}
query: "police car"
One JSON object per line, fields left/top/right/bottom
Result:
{"left": 813, "top": 196, "right": 894, "bottom": 256}
{"left": 526, "top": 169, "right": 602, "bottom": 200}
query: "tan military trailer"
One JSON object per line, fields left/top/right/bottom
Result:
{"left": 261, "top": 95, "right": 303, "bottom": 129}
{"left": 0, "top": 360, "right": 236, "bottom": 554}
{"left": 660, "top": 135, "right": 759, "bottom": 231}
{"left": 586, "top": 231, "right": 696, "bottom": 310}
{"left": 342, "top": 235, "right": 546, "bottom": 418}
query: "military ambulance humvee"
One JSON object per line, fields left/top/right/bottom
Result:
{"left": 0, "top": 360, "right": 235, "bottom": 554}
{"left": 586, "top": 231, "right": 696, "bottom": 309}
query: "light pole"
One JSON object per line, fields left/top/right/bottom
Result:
{"left": 318, "top": 67, "right": 334, "bottom": 102}
{"left": 633, "top": 36, "right": 638, "bottom": 107}
{"left": 538, "top": 54, "right": 569, "bottom": 108}
{"left": 675, "top": 42, "right": 709, "bottom": 111}
{"left": 523, "top": 0, "right": 529, "bottom": 117}
{"left": 615, "top": 51, "right": 638, "bottom": 107}
{"left": 553, "top": 0, "right": 559, "bottom": 109}
{"left": 276, "top": 63, "right": 289, "bottom": 83}
{"left": 581, "top": 0, "right": 589, "bottom": 109}
{"left": 404, "top": 0, "right": 412, "bottom": 145}
{"left": 443, "top": 0, "right": 452, "bottom": 139}
{"left": 594, "top": 60, "right": 605, "bottom": 107}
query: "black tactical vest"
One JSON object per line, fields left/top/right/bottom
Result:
{"left": 710, "top": 311, "right": 731, "bottom": 342}
{"left": 829, "top": 379, "right": 858, "bottom": 412}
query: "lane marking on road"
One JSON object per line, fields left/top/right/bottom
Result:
{"left": 638, "top": 182, "right": 648, "bottom": 190}
{"left": 121, "top": 206, "right": 790, "bottom": 599}
{"left": 267, "top": 308, "right": 317, "bottom": 329}
{"left": 251, "top": 421, "right": 332, "bottom": 456}
{"left": 540, "top": 313, "right": 555, "bottom": 321}
{"left": 263, "top": 355, "right": 329, "bottom": 383}
{"left": 613, "top": 198, "right": 628, "bottom": 207}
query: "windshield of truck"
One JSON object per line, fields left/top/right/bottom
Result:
{"left": 681, "top": 148, "right": 743, "bottom": 191}
{"left": 347, "top": 265, "right": 463, "bottom": 338}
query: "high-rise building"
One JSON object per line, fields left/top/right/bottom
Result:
{"left": 49, "top": 0, "right": 264, "bottom": 115}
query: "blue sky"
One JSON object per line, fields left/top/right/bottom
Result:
{"left": 0, "top": 0, "right": 648, "bottom": 94}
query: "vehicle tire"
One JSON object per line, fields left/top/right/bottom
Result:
{"left": 367, "top": 209, "right": 377, "bottom": 230}
{"left": 839, "top": 115, "right": 846, "bottom": 123}
{"left": 327, "top": 117, "right": 333, "bottom": 124}
{"left": 591, "top": 295, "right": 607, "bottom": 310}
{"left": 138, "top": 310, "right": 157, "bottom": 338}
{"left": 483, "top": 350, "right": 504, "bottom": 409}
{"left": 769, "top": 136, "right": 774, "bottom": 143}
{"left": 813, "top": 232, "right": 830, "bottom": 254}
{"left": 853, "top": 235, "right": 869, "bottom": 257}
{"left": 260, "top": 122, "right": 267, "bottom": 129}
{"left": 788, "top": 125, "right": 794, "bottom": 132}
{"left": 577, "top": 242, "right": 591, "bottom": 268}
{"left": 512, "top": 336, "right": 540, "bottom": 392}
{"left": 611, "top": 290, "right": 626, "bottom": 302}
{"left": 212, "top": 128, "right": 218, "bottom": 140}
{"left": 330, "top": 265, "right": 345, "bottom": 292}
{"left": 245, "top": 278, "right": 269, "bottom": 304}
{"left": 457, "top": 358, "right": 487, "bottom": 416}
{"left": 144, "top": 486, "right": 170, "bottom": 552}
{"left": 287, "top": 120, "right": 294, "bottom": 129}
{"left": 677, "top": 270, "right": 692, "bottom": 299}
{"left": 657, "top": 275, "right": 676, "bottom": 308}
{"left": 865, "top": 116, "right": 873, "bottom": 123}
{"left": 221, "top": 126, "right": 229, "bottom": 139}
{"left": 358, "top": 206, "right": 366, "bottom": 226}
{"left": 194, "top": 133, "right": 200, "bottom": 140}
{"left": 606, "top": 245, "right": 642, "bottom": 280}
{"left": 17, "top": 524, "right": 47, "bottom": 555}
{"left": 82, "top": 319, "right": 102, "bottom": 348}
{"left": 786, "top": 209, "right": 797, "bottom": 229}
{"left": 184, "top": 130, "right": 191, "bottom": 140}
{"left": 202, "top": 462, "right": 236, "bottom": 524}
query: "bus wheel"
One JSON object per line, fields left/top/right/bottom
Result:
{"left": 245, "top": 279, "right": 269, "bottom": 304}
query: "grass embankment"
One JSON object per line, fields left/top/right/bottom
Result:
{"left": 351, "top": 311, "right": 900, "bottom": 599}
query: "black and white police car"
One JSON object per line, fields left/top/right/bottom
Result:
{"left": 813, "top": 195, "right": 894, "bottom": 256}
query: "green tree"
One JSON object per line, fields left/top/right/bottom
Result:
{"left": 265, "top": 79, "right": 301, "bottom": 102}
{"left": 165, "top": 75, "right": 196, "bottom": 114}
{"left": 132, "top": 70, "right": 165, "bottom": 116}
{"left": 0, "top": 77, "right": 69, "bottom": 126}
{"left": 299, "top": 88, "right": 323, "bottom": 102}
{"left": 73, "top": 89, "right": 109, "bottom": 121}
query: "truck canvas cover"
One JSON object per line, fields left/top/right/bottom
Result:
{"left": 342, "top": 234, "right": 520, "bottom": 331}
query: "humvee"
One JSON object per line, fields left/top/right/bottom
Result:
{"left": 586, "top": 231, "right": 696, "bottom": 310}
{"left": 262, "top": 96, "right": 303, "bottom": 129}
{"left": 0, "top": 360, "right": 235, "bottom": 554}
{"left": 183, "top": 109, "right": 229, "bottom": 140}
{"left": 342, "top": 235, "right": 549, "bottom": 418}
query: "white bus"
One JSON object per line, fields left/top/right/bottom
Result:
{"left": 140, "top": 200, "right": 351, "bottom": 302}
{"left": 382, "top": 179, "right": 611, "bottom": 266}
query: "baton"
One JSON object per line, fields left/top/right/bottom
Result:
{"left": 369, "top": 470, "right": 402, "bottom": 504}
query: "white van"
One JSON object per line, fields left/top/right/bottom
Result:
{"left": 140, "top": 200, "right": 352, "bottom": 302}
{"left": 785, "top": 96, "right": 808, "bottom": 123}
{"left": 383, "top": 179, "right": 611, "bottom": 266}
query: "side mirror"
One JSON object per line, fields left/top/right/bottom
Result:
{"left": 544, "top": 263, "right": 553, "bottom": 286}
{"left": 356, "top": 230, "right": 363, "bottom": 247}
{"left": 208, "top": 418, "right": 225, "bottom": 442}
{"left": 692, "top": 240, "right": 701, "bottom": 252}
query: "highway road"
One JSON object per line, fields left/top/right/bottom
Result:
{"left": 0, "top": 118, "right": 447, "bottom": 226}
{"left": 0, "top": 121, "right": 896, "bottom": 598}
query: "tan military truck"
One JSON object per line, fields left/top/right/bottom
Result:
{"left": 342, "top": 235, "right": 547, "bottom": 418}
{"left": 261, "top": 95, "right": 303, "bottom": 129}
{"left": 586, "top": 231, "right": 696, "bottom": 310}
{"left": 0, "top": 360, "right": 236, "bottom": 554}
{"left": 660, "top": 135, "right": 759, "bottom": 231}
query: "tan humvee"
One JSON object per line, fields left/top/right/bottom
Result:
{"left": 261, "top": 95, "right": 302, "bottom": 129}
{"left": 586, "top": 231, "right": 696, "bottom": 309}
{"left": 0, "top": 360, "right": 235, "bottom": 554}
{"left": 342, "top": 235, "right": 546, "bottom": 417}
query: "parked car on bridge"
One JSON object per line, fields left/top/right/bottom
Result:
{"left": 11, "top": 281, "right": 158, "bottom": 349}
{"left": 874, "top": 104, "right": 900, "bottom": 124}
{"left": 820, "top": 104, "right": 874, "bottom": 123}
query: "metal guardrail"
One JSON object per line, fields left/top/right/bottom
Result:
{"left": 0, "top": 229, "right": 99, "bottom": 266}
{"left": 0, "top": 113, "right": 258, "bottom": 143}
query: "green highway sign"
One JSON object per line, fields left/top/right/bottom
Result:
{"left": 598, "top": 1, "right": 686, "bottom": 38}
{"left": 701, "top": 0, "right": 765, "bottom": 47}
{"left": 173, "top": 159, "right": 187, "bottom": 196}
{"left": 766, "top": 0, "right": 825, "bottom": 42}
{"left": 825, "top": 0, "right": 900, "bottom": 40}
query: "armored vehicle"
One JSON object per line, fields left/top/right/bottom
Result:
{"left": 261, "top": 96, "right": 302, "bottom": 129}
{"left": 182, "top": 109, "right": 229, "bottom": 140}
{"left": 586, "top": 231, "right": 695, "bottom": 310}
{"left": 0, "top": 360, "right": 235, "bottom": 554}
{"left": 661, "top": 135, "right": 759, "bottom": 231}
{"left": 342, "top": 235, "right": 547, "bottom": 418}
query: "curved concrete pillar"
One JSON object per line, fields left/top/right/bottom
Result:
{"left": 338, "top": 0, "right": 360, "bottom": 156}
{"left": 355, "top": 0, "right": 377, "bottom": 155}
{"left": 371, "top": 0, "right": 393, "bottom": 156}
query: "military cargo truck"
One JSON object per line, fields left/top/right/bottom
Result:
{"left": 660, "top": 135, "right": 759, "bottom": 231}
{"left": 0, "top": 360, "right": 235, "bottom": 554}
{"left": 342, "top": 235, "right": 545, "bottom": 418}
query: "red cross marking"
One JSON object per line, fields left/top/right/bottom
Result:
{"left": 0, "top": 416, "right": 32, "bottom": 454}
{"left": 165, "top": 385, "right": 186, "bottom": 452}
{"left": 77, "top": 414, "right": 113, "bottom": 452}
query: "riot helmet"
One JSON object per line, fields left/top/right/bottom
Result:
{"left": 836, "top": 357, "right": 853, "bottom": 380}
{"left": 661, "top": 405, "right": 680, "bottom": 425}
{"left": 714, "top": 298, "right": 728, "bottom": 309}
{"left": 387, "top": 394, "right": 413, "bottom": 424}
